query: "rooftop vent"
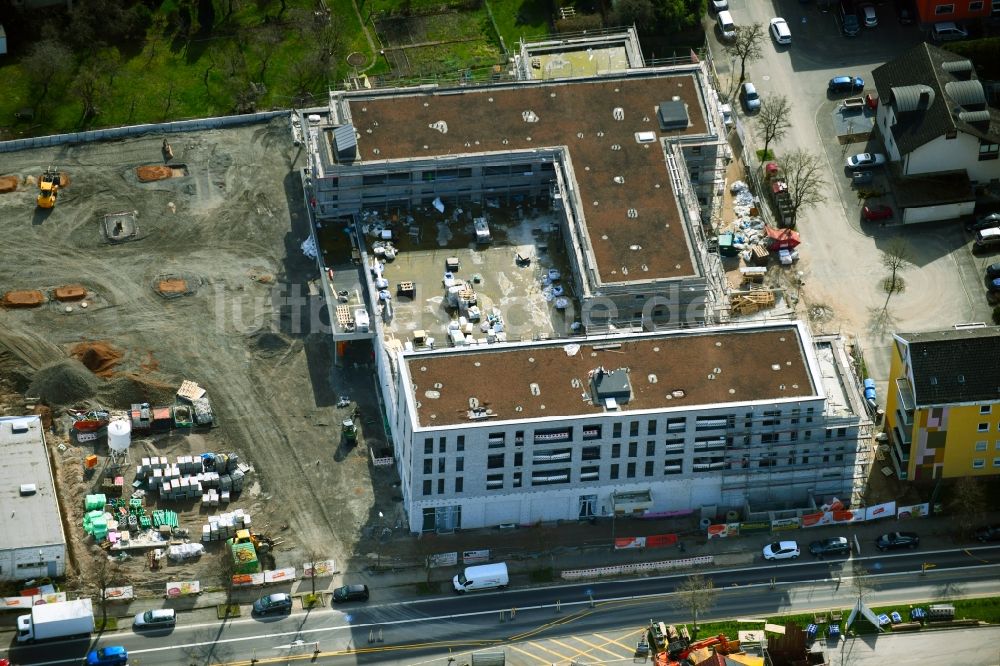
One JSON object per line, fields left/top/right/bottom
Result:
{"left": 891, "top": 85, "right": 935, "bottom": 113}
{"left": 332, "top": 124, "right": 358, "bottom": 162}
{"left": 941, "top": 59, "right": 974, "bottom": 78}
{"left": 590, "top": 366, "right": 632, "bottom": 406}
{"left": 658, "top": 100, "right": 689, "bottom": 131}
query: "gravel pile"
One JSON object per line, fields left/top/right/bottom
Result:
{"left": 29, "top": 359, "right": 101, "bottom": 405}
{"left": 98, "top": 374, "right": 177, "bottom": 408}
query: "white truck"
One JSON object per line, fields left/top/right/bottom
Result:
{"left": 17, "top": 598, "right": 95, "bottom": 643}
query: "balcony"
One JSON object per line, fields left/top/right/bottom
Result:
{"left": 895, "top": 406, "right": 913, "bottom": 428}
{"left": 893, "top": 423, "right": 912, "bottom": 448}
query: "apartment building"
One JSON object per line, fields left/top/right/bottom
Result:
{"left": 885, "top": 325, "right": 1000, "bottom": 480}
{"left": 388, "top": 321, "right": 871, "bottom": 532}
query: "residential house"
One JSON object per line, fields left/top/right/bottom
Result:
{"left": 885, "top": 326, "right": 1000, "bottom": 481}
{"left": 871, "top": 43, "right": 1000, "bottom": 223}
{"left": 914, "top": 0, "right": 991, "bottom": 24}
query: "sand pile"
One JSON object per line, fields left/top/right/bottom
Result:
{"left": 136, "top": 165, "right": 172, "bottom": 182}
{"left": 98, "top": 373, "right": 177, "bottom": 408}
{"left": 54, "top": 285, "right": 87, "bottom": 301}
{"left": 2, "top": 290, "right": 45, "bottom": 308}
{"left": 0, "top": 175, "right": 18, "bottom": 193}
{"left": 29, "top": 359, "right": 101, "bottom": 404}
{"left": 70, "top": 341, "right": 123, "bottom": 378}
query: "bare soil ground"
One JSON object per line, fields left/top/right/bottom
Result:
{"left": 0, "top": 121, "right": 381, "bottom": 598}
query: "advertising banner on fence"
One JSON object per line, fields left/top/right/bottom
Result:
{"left": 462, "top": 549, "right": 491, "bottom": 564}
{"left": 102, "top": 586, "right": 134, "bottom": 602}
{"left": 1, "top": 593, "right": 67, "bottom": 609}
{"left": 646, "top": 533, "right": 679, "bottom": 548}
{"left": 771, "top": 517, "right": 801, "bottom": 531}
{"left": 427, "top": 552, "right": 459, "bottom": 568}
{"left": 264, "top": 568, "right": 296, "bottom": 584}
{"left": 865, "top": 501, "right": 896, "bottom": 522}
{"left": 614, "top": 537, "right": 646, "bottom": 550}
{"left": 896, "top": 503, "right": 929, "bottom": 520}
{"left": 739, "top": 521, "right": 770, "bottom": 534}
{"left": 231, "top": 572, "right": 265, "bottom": 587}
{"left": 303, "top": 560, "right": 337, "bottom": 578}
{"left": 166, "top": 581, "right": 200, "bottom": 598}
{"left": 801, "top": 512, "right": 830, "bottom": 528}
{"left": 706, "top": 523, "right": 739, "bottom": 539}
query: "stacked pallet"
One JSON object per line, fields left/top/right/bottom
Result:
{"left": 201, "top": 509, "right": 251, "bottom": 542}
{"left": 136, "top": 454, "right": 246, "bottom": 502}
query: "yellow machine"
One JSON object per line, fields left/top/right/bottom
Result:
{"left": 37, "top": 167, "right": 61, "bottom": 209}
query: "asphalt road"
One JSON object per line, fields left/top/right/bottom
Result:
{"left": 6, "top": 545, "right": 999, "bottom": 665}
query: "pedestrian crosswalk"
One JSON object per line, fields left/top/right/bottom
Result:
{"left": 474, "top": 627, "right": 645, "bottom": 665}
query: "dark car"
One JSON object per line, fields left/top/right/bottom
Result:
{"left": 809, "top": 537, "right": 851, "bottom": 557}
{"left": 828, "top": 75, "right": 864, "bottom": 94}
{"left": 895, "top": 0, "right": 916, "bottom": 24}
{"left": 975, "top": 524, "right": 1000, "bottom": 542}
{"left": 333, "top": 584, "right": 370, "bottom": 603}
{"left": 876, "top": 531, "right": 920, "bottom": 551}
{"left": 863, "top": 204, "right": 893, "bottom": 222}
{"left": 968, "top": 213, "right": 1000, "bottom": 232}
{"left": 987, "top": 262, "right": 1000, "bottom": 280}
{"left": 252, "top": 593, "right": 293, "bottom": 615}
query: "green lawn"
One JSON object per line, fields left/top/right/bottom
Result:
{"left": 486, "top": 0, "right": 551, "bottom": 48}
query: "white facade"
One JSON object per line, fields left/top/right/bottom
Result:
{"left": 902, "top": 201, "right": 976, "bottom": 224}
{"left": 387, "top": 324, "right": 870, "bottom": 533}
{"left": 0, "top": 417, "right": 67, "bottom": 581}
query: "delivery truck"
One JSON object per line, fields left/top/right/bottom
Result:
{"left": 17, "top": 598, "right": 95, "bottom": 643}
{"left": 453, "top": 562, "right": 509, "bottom": 593}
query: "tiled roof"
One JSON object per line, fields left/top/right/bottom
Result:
{"left": 871, "top": 43, "right": 1000, "bottom": 155}
{"left": 897, "top": 327, "right": 1000, "bottom": 406}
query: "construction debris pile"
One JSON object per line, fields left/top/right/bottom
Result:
{"left": 135, "top": 452, "right": 247, "bottom": 504}
{"left": 201, "top": 509, "right": 251, "bottom": 543}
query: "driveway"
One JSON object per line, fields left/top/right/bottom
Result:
{"left": 708, "top": 0, "right": 993, "bottom": 387}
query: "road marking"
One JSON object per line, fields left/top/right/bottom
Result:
{"left": 572, "top": 634, "right": 627, "bottom": 659}
{"left": 594, "top": 630, "right": 641, "bottom": 652}
{"left": 508, "top": 643, "right": 551, "bottom": 665}
{"left": 529, "top": 640, "right": 575, "bottom": 661}
{"left": 550, "top": 637, "right": 590, "bottom": 659}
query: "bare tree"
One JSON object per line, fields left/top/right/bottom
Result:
{"left": 879, "top": 237, "right": 913, "bottom": 313}
{"left": 676, "top": 573, "right": 717, "bottom": 638}
{"left": 22, "top": 39, "right": 75, "bottom": 101}
{"left": 724, "top": 23, "right": 764, "bottom": 84}
{"left": 755, "top": 95, "right": 791, "bottom": 161}
{"left": 950, "top": 476, "right": 987, "bottom": 538}
{"left": 93, "top": 555, "right": 124, "bottom": 630}
{"left": 253, "top": 23, "right": 284, "bottom": 81}
{"left": 777, "top": 149, "right": 826, "bottom": 226}
{"left": 72, "top": 61, "right": 109, "bottom": 124}
{"left": 850, "top": 563, "right": 876, "bottom": 607}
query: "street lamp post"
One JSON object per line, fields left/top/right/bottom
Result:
{"left": 376, "top": 511, "right": 385, "bottom": 569}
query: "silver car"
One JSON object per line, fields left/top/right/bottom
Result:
{"left": 845, "top": 152, "right": 887, "bottom": 169}
{"left": 133, "top": 608, "right": 176, "bottom": 629}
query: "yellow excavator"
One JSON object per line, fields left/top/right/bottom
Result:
{"left": 37, "top": 167, "right": 62, "bottom": 209}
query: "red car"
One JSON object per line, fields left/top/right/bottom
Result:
{"left": 862, "top": 204, "right": 893, "bottom": 221}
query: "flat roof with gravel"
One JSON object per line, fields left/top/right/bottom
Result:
{"left": 345, "top": 71, "right": 710, "bottom": 283}
{"left": 405, "top": 323, "right": 817, "bottom": 427}
{"left": 0, "top": 416, "right": 65, "bottom": 550}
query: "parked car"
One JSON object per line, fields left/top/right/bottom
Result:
{"left": 863, "top": 204, "right": 893, "bottom": 221}
{"left": 763, "top": 540, "right": 800, "bottom": 560}
{"left": 931, "top": 22, "right": 968, "bottom": 41}
{"left": 846, "top": 152, "right": 887, "bottom": 169}
{"left": 875, "top": 531, "right": 920, "bottom": 551}
{"left": 809, "top": 537, "right": 851, "bottom": 557}
{"left": 740, "top": 82, "right": 761, "bottom": 113}
{"left": 770, "top": 17, "right": 792, "bottom": 45}
{"left": 717, "top": 10, "right": 737, "bottom": 40}
{"left": 975, "top": 227, "right": 1000, "bottom": 251}
{"left": 974, "top": 524, "right": 1000, "bottom": 542}
{"left": 828, "top": 75, "right": 864, "bottom": 94}
{"left": 133, "top": 608, "right": 176, "bottom": 629}
{"left": 86, "top": 647, "right": 129, "bottom": 666}
{"left": 861, "top": 4, "right": 878, "bottom": 27}
{"left": 252, "top": 593, "right": 293, "bottom": 615}
{"left": 968, "top": 213, "right": 1000, "bottom": 232}
{"left": 841, "top": 3, "right": 861, "bottom": 36}
{"left": 332, "top": 584, "right": 370, "bottom": 603}
{"left": 711, "top": 0, "right": 729, "bottom": 11}
{"left": 987, "top": 262, "right": 1000, "bottom": 280}
{"left": 895, "top": 0, "right": 916, "bottom": 24}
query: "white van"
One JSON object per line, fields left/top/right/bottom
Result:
{"left": 453, "top": 562, "right": 509, "bottom": 593}
{"left": 717, "top": 11, "right": 736, "bottom": 40}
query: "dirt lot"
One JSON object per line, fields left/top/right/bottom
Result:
{"left": 0, "top": 122, "right": 385, "bottom": 598}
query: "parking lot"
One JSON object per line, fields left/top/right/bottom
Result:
{"left": 709, "top": 0, "right": 995, "bottom": 385}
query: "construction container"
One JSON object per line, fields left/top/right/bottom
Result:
{"left": 84, "top": 454, "right": 98, "bottom": 469}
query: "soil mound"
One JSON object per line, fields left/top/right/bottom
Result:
{"left": 251, "top": 331, "right": 289, "bottom": 354}
{"left": 29, "top": 359, "right": 101, "bottom": 404}
{"left": 136, "top": 165, "right": 172, "bottom": 182}
{"left": 156, "top": 278, "right": 188, "bottom": 294}
{"left": 70, "top": 341, "right": 123, "bottom": 378}
{"left": 3, "top": 290, "right": 45, "bottom": 308}
{"left": 98, "top": 373, "right": 177, "bottom": 408}
{"left": 0, "top": 175, "right": 18, "bottom": 193}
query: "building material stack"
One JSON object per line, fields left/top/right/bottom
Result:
{"left": 201, "top": 509, "right": 251, "bottom": 543}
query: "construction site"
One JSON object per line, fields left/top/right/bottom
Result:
{"left": 0, "top": 122, "right": 392, "bottom": 599}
